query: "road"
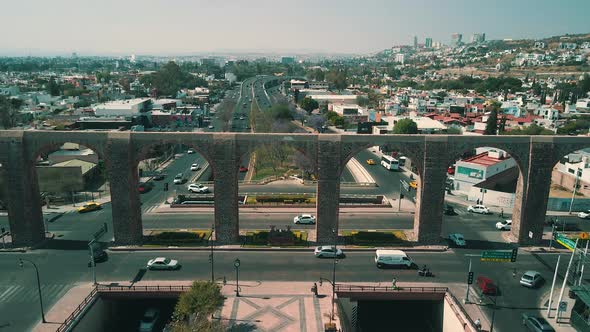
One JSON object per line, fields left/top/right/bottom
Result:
{"left": 0, "top": 248, "right": 569, "bottom": 332}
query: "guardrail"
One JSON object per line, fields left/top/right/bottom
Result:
{"left": 56, "top": 287, "right": 99, "bottom": 332}
{"left": 335, "top": 284, "right": 448, "bottom": 293}
{"left": 55, "top": 285, "right": 192, "bottom": 332}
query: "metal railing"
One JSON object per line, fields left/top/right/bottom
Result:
{"left": 56, "top": 287, "right": 98, "bottom": 332}
{"left": 55, "top": 285, "right": 192, "bottom": 332}
{"left": 335, "top": 284, "right": 448, "bottom": 293}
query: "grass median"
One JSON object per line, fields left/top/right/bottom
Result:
{"left": 143, "top": 229, "right": 212, "bottom": 247}
{"left": 341, "top": 230, "right": 408, "bottom": 247}
{"left": 241, "top": 230, "right": 309, "bottom": 247}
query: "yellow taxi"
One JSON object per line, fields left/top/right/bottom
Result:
{"left": 78, "top": 202, "right": 102, "bottom": 213}
{"left": 366, "top": 159, "right": 376, "bottom": 165}
{"left": 409, "top": 181, "right": 418, "bottom": 189}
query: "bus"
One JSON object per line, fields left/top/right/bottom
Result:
{"left": 381, "top": 155, "right": 400, "bottom": 171}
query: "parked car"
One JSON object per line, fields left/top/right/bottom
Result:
{"left": 447, "top": 166, "right": 455, "bottom": 175}
{"left": 187, "top": 149, "right": 195, "bottom": 154}
{"left": 147, "top": 257, "right": 180, "bottom": 270}
{"left": 467, "top": 204, "right": 490, "bottom": 214}
{"left": 173, "top": 173, "right": 185, "bottom": 184}
{"left": 578, "top": 210, "right": 590, "bottom": 219}
{"left": 190, "top": 163, "right": 200, "bottom": 171}
{"left": 448, "top": 233, "right": 466, "bottom": 247}
{"left": 314, "top": 245, "right": 344, "bottom": 258}
{"left": 476, "top": 276, "right": 497, "bottom": 295}
{"left": 443, "top": 205, "right": 456, "bottom": 216}
{"left": 239, "top": 166, "right": 248, "bottom": 172}
{"left": 188, "top": 183, "right": 210, "bottom": 193}
{"left": 520, "top": 271, "right": 543, "bottom": 288}
{"left": 294, "top": 214, "right": 316, "bottom": 224}
{"left": 208, "top": 125, "right": 214, "bottom": 129}
{"left": 366, "top": 159, "right": 375, "bottom": 165}
{"left": 153, "top": 172, "right": 165, "bottom": 181}
{"left": 139, "top": 308, "right": 160, "bottom": 332}
{"left": 78, "top": 202, "right": 102, "bottom": 213}
{"left": 496, "top": 219, "right": 512, "bottom": 230}
{"left": 522, "top": 314, "right": 555, "bottom": 332}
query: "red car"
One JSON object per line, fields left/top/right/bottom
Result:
{"left": 239, "top": 166, "right": 248, "bottom": 172}
{"left": 138, "top": 182, "right": 154, "bottom": 194}
{"left": 476, "top": 276, "right": 497, "bottom": 295}
{"left": 447, "top": 166, "right": 455, "bottom": 175}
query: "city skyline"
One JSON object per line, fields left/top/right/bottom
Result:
{"left": 1, "top": 0, "right": 589, "bottom": 56}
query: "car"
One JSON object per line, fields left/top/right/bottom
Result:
{"left": 173, "top": 173, "right": 185, "bottom": 184}
{"left": 239, "top": 166, "right": 248, "bottom": 172}
{"left": 578, "top": 210, "right": 590, "bottom": 219}
{"left": 208, "top": 125, "right": 214, "bottom": 129}
{"left": 188, "top": 183, "right": 210, "bottom": 193}
{"left": 447, "top": 166, "right": 455, "bottom": 175}
{"left": 496, "top": 219, "right": 512, "bottom": 230}
{"left": 147, "top": 257, "right": 180, "bottom": 270}
{"left": 294, "top": 214, "right": 316, "bottom": 224}
{"left": 139, "top": 308, "right": 160, "bottom": 332}
{"left": 187, "top": 149, "right": 195, "bottom": 154}
{"left": 409, "top": 181, "right": 418, "bottom": 189}
{"left": 476, "top": 275, "right": 497, "bottom": 295}
{"left": 443, "top": 205, "right": 456, "bottom": 215}
{"left": 190, "top": 163, "right": 200, "bottom": 171}
{"left": 520, "top": 271, "right": 543, "bottom": 288}
{"left": 153, "top": 172, "right": 165, "bottom": 181}
{"left": 522, "top": 314, "right": 555, "bottom": 332}
{"left": 138, "top": 182, "right": 154, "bottom": 194}
{"left": 240, "top": 116, "right": 245, "bottom": 120}
{"left": 448, "top": 233, "right": 466, "bottom": 247}
{"left": 78, "top": 202, "right": 102, "bottom": 213}
{"left": 90, "top": 243, "right": 108, "bottom": 263}
{"left": 467, "top": 204, "right": 490, "bottom": 214}
{"left": 366, "top": 159, "right": 375, "bottom": 165}
{"left": 314, "top": 245, "right": 343, "bottom": 258}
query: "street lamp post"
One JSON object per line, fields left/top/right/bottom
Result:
{"left": 234, "top": 258, "right": 241, "bottom": 297}
{"left": 331, "top": 228, "right": 338, "bottom": 321}
{"left": 209, "top": 224, "right": 215, "bottom": 283}
{"left": 19, "top": 258, "right": 46, "bottom": 323}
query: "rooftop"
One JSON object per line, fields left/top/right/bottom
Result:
{"left": 461, "top": 151, "right": 507, "bottom": 167}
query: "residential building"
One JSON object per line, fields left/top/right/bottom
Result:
{"left": 394, "top": 54, "right": 406, "bottom": 65}
{"left": 309, "top": 94, "right": 357, "bottom": 105}
{"left": 552, "top": 151, "right": 590, "bottom": 197}
{"left": 374, "top": 114, "right": 448, "bottom": 134}
{"left": 559, "top": 42, "right": 577, "bottom": 50}
{"left": 533, "top": 41, "right": 547, "bottom": 49}
{"left": 290, "top": 79, "right": 307, "bottom": 91}
{"left": 308, "top": 81, "right": 329, "bottom": 90}
{"left": 332, "top": 104, "right": 368, "bottom": 124}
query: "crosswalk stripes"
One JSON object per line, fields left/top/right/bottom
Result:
{"left": 0, "top": 284, "right": 71, "bottom": 304}
{"left": 142, "top": 205, "right": 158, "bottom": 214}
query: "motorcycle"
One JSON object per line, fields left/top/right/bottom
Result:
{"left": 418, "top": 266, "right": 434, "bottom": 277}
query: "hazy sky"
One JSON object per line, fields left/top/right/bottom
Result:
{"left": 1, "top": 0, "right": 589, "bottom": 56}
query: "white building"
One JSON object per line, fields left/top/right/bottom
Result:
{"left": 308, "top": 94, "right": 357, "bottom": 105}
{"left": 394, "top": 54, "right": 406, "bottom": 65}
{"left": 93, "top": 98, "right": 151, "bottom": 117}
{"left": 373, "top": 114, "right": 447, "bottom": 134}
{"left": 453, "top": 148, "right": 517, "bottom": 194}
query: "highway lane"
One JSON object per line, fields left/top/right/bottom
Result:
{"left": 0, "top": 249, "right": 562, "bottom": 332}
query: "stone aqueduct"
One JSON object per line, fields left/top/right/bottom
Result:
{"left": 1, "top": 130, "right": 590, "bottom": 247}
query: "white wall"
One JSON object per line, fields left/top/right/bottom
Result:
{"left": 468, "top": 187, "right": 515, "bottom": 207}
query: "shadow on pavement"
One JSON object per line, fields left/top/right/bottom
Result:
{"left": 464, "top": 240, "right": 515, "bottom": 250}
{"left": 38, "top": 239, "right": 92, "bottom": 250}
{"left": 226, "top": 323, "right": 258, "bottom": 332}
{"left": 131, "top": 268, "right": 147, "bottom": 284}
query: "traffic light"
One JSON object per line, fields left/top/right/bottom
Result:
{"left": 511, "top": 248, "right": 518, "bottom": 262}
{"left": 164, "top": 183, "right": 169, "bottom": 191}
{"left": 467, "top": 271, "right": 474, "bottom": 285}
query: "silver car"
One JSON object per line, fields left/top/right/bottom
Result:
{"left": 520, "top": 271, "right": 543, "bottom": 288}
{"left": 314, "top": 246, "right": 343, "bottom": 258}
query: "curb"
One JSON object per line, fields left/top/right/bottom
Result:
{"left": 108, "top": 246, "right": 448, "bottom": 252}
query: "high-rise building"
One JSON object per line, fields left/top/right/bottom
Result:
{"left": 425, "top": 38, "right": 433, "bottom": 48}
{"left": 413, "top": 36, "right": 418, "bottom": 49}
{"left": 394, "top": 53, "right": 405, "bottom": 65}
{"left": 451, "top": 33, "right": 463, "bottom": 47}
{"left": 471, "top": 33, "right": 486, "bottom": 43}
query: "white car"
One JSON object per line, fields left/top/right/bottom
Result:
{"left": 467, "top": 204, "right": 490, "bottom": 214}
{"left": 448, "top": 233, "right": 466, "bottom": 247}
{"left": 578, "top": 210, "right": 590, "bottom": 219}
{"left": 187, "top": 149, "right": 195, "bottom": 154}
{"left": 173, "top": 173, "right": 185, "bottom": 184}
{"left": 208, "top": 125, "right": 214, "bottom": 129}
{"left": 294, "top": 214, "right": 316, "bottom": 224}
{"left": 314, "top": 245, "right": 343, "bottom": 258}
{"left": 188, "top": 183, "right": 209, "bottom": 193}
{"left": 190, "top": 163, "right": 200, "bottom": 171}
{"left": 496, "top": 219, "right": 512, "bottom": 230}
{"left": 147, "top": 257, "right": 179, "bottom": 270}
{"left": 139, "top": 308, "right": 160, "bottom": 332}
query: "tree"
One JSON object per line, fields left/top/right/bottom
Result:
{"left": 167, "top": 281, "right": 226, "bottom": 332}
{"left": 299, "top": 97, "right": 319, "bottom": 114}
{"left": 503, "top": 124, "right": 554, "bottom": 135}
{"left": 484, "top": 109, "right": 498, "bottom": 135}
{"left": 356, "top": 95, "right": 369, "bottom": 107}
{"left": 47, "top": 78, "right": 60, "bottom": 96}
{"left": 393, "top": 118, "right": 418, "bottom": 134}
{"left": 0, "top": 96, "right": 21, "bottom": 129}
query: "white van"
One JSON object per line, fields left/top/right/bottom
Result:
{"left": 375, "top": 250, "right": 414, "bottom": 269}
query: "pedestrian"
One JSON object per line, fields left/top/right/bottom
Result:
{"left": 474, "top": 318, "right": 481, "bottom": 331}
{"left": 501, "top": 208, "right": 504, "bottom": 218}
{"left": 311, "top": 282, "right": 318, "bottom": 297}
{"left": 476, "top": 199, "right": 480, "bottom": 205}
{"left": 512, "top": 268, "right": 517, "bottom": 278}
{"left": 392, "top": 277, "right": 398, "bottom": 289}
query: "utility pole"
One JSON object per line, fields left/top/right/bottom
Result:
{"left": 579, "top": 241, "right": 589, "bottom": 286}
{"left": 556, "top": 239, "right": 578, "bottom": 321}
{"left": 547, "top": 255, "right": 561, "bottom": 317}
{"left": 209, "top": 224, "right": 215, "bottom": 283}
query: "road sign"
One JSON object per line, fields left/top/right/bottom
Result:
{"left": 481, "top": 250, "right": 513, "bottom": 262}
{"left": 555, "top": 233, "right": 577, "bottom": 251}
{"left": 580, "top": 232, "right": 589, "bottom": 240}
{"left": 559, "top": 301, "right": 567, "bottom": 311}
